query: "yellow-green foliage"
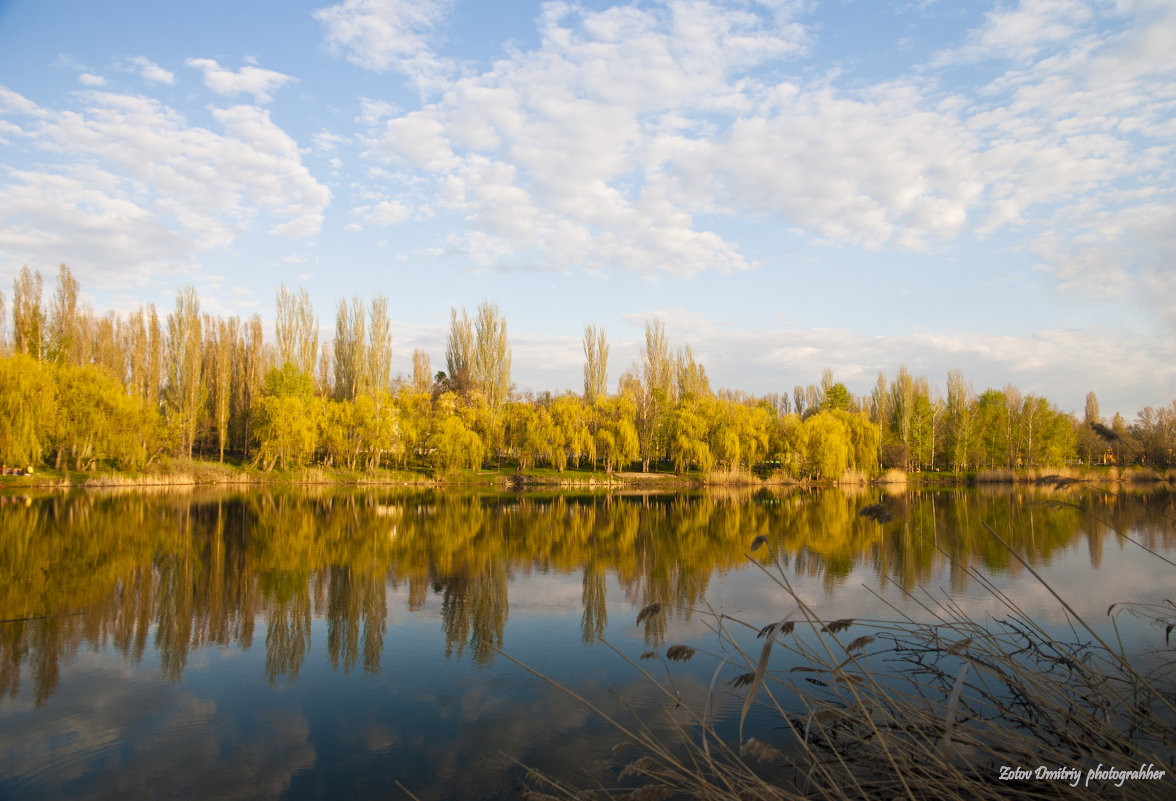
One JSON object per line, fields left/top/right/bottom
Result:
{"left": 3, "top": 266, "right": 1171, "bottom": 478}
{"left": 0, "top": 353, "right": 55, "bottom": 467}
{"left": 0, "top": 354, "right": 160, "bottom": 470}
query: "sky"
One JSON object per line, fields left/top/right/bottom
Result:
{"left": 0, "top": 0, "right": 1174, "bottom": 417}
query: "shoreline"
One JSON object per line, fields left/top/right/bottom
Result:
{"left": 0, "top": 462, "right": 1171, "bottom": 492}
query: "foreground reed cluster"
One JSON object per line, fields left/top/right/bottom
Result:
{"left": 514, "top": 528, "right": 1176, "bottom": 800}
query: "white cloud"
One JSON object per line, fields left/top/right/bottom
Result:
{"left": 186, "top": 58, "right": 296, "bottom": 104}
{"left": 313, "top": 0, "right": 453, "bottom": 88}
{"left": 128, "top": 56, "right": 175, "bottom": 85}
{"left": 78, "top": 73, "right": 107, "bottom": 87}
{"left": 354, "top": 198, "right": 411, "bottom": 226}
{"left": 940, "top": 0, "right": 1098, "bottom": 64}
{"left": 0, "top": 167, "right": 191, "bottom": 286}
{"left": 361, "top": 1, "right": 809, "bottom": 276}
{"left": 340, "top": 0, "right": 1176, "bottom": 338}
{"left": 0, "top": 86, "right": 329, "bottom": 284}
{"left": 312, "top": 130, "right": 349, "bottom": 152}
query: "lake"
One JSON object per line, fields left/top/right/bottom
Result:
{"left": 1, "top": 485, "right": 1173, "bottom": 800}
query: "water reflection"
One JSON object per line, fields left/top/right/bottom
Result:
{"left": 0, "top": 486, "right": 1173, "bottom": 704}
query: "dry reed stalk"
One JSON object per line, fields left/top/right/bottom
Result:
{"left": 513, "top": 508, "right": 1176, "bottom": 801}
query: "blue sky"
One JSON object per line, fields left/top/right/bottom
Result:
{"left": 1, "top": 0, "right": 1174, "bottom": 416}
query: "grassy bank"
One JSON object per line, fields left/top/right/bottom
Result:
{"left": 2, "top": 457, "right": 1172, "bottom": 492}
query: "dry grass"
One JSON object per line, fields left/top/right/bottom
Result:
{"left": 704, "top": 469, "right": 763, "bottom": 486}
{"left": 515, "top": 515, "right": 1176, "bottom": 800}
{"left": 835, "top": 470, "right": 870, "bottom": 486}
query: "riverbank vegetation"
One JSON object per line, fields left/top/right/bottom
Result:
{"left": 1, "top": 266, "right": 1173, "bottom": 484}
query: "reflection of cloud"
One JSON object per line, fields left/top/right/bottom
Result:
{"left": 0, "top": 658, "right": 315, "bottom": 801}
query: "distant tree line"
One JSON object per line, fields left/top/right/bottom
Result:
{"left": 0, "top": 264, "right": 1172, "bottom": 476}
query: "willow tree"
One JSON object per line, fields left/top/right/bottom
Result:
{"left": 582, "top": 324, "right": 608, "bottom": 405}
{"left": 166, "top": 285, "right": 204, "bottom": 458}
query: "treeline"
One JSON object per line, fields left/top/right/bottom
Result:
{"left": 0, "top": 265, "right": 1173, "bottom": 476}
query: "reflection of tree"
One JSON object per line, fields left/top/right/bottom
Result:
{"left": 437, "top": 563, "right": 508, "bottom": 665}
{"left": 2, "top": 486, "right": 1173, "bottom": 703}
{"left": 156, "top": 550, "right": 195, "bottom": 682}
{"left": 360, "top": 572, "right": 386, "bottom": 673}
{"left": 581, "top": 561, "right": 607, "bottom": 644}
{"left": 325, "top": 567, "right": 387, "bottom": 673}
{"left": 263, "top": 571, "right": 311, "bottom": 684}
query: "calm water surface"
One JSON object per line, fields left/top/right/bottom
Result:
{"left": 1, "top": 486, "right": 1173, "bottom": 800}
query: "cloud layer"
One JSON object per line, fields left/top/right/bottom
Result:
{"left": 0, "top": 84, "right": 329, "bottom": 284}
{"left": 341, "top": 0, "right": 1175, "bottom": 309}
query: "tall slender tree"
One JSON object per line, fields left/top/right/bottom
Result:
{"left": 367, "top": 294, "right": 393, "bottom": 398}
{"left": 945, "top": 369, "right": 975, "bottom": 471}
{"left": 209, "top": 316, "right": 233, "bottom": 462}
{"left": 275, "top": 285, "right": 318, "bottom": 376}
{"left": 166, "top": 285, "right": 204, "bottom": 458}
{"left": 445, "top": 306, "right": 474, "bottom": 394}
{"left": 412, "top": 348, "right": 432, "bottom": 394}
{"left": 582, "top": 324, "right": 609, "bottom": 404}
{"left": 12, "top": 266, "right": 44, "bottom": 361}
{"left": 675, "top": 344, "right": 709, "bottom": 400}
{"left": 48, "top": 264, "right": 80, "bottom": 365}
{"left": 635, "top": 318, "right": 673, "bottom": 472}
{"left": 472, "top": 300, "right": 511, "bottom": 415}
{"left": 240, "top": 314, "right": 265, "bottom": 458}
{"left": 333, "top": 295, "right": 366, "bottom": 401}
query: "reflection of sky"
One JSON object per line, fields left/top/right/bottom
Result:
{"left": 2, "top": 499, "right": 1174, "bottom": 800}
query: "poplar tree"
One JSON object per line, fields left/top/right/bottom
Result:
{"left": 147, "top": 305, "right": 163, "bottom": 410}
{"left": 945, "top": 369, "right": 975, "bottom": 471}
{"left": 208, "top": 316, "right": 233, "bottom": 461}
{"left": 239, "top": 315, "right": 265, "bottom": 458}
{"left": 166, "top": 285, "right": 204, "bottom": 458}
{"left": 334, "top": 295, "right": 366, "bottom": 401}
{"left": 1084, "top": 392, "right": 1100, "bottom": 425}
{"left": 12, "top": 266, "right": 44, "bottom": 361}
{"left": 48, "top": 264, "right": 80, "bottom": 365}
{"left": 635, "top": 318, "right": 672, "bottom": 472}
{"left": 367, "top": 294, "right": 393, "bottom": 398}
{"left": 472, "top": 300, "right": 510, "bottom": 415}
{"left": 582, "top": 324, "right": 609, "bottom": 404}
{"left": 316, "top": 342, "right": 333, "bottom": 398}
{"left": 445, "top": 306, "right": 474, "bottom": 395}
{"left": 411, "top": 349, "right": 432, "bottom": 394}
{"left": 890, "top": 366, "right": 917, "bottom": 466}
{"left": 275, "top": 285, "right": 318, "bottom": 376}
{"left": 675, "top": 344, "right": 709, "bottom": 400}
